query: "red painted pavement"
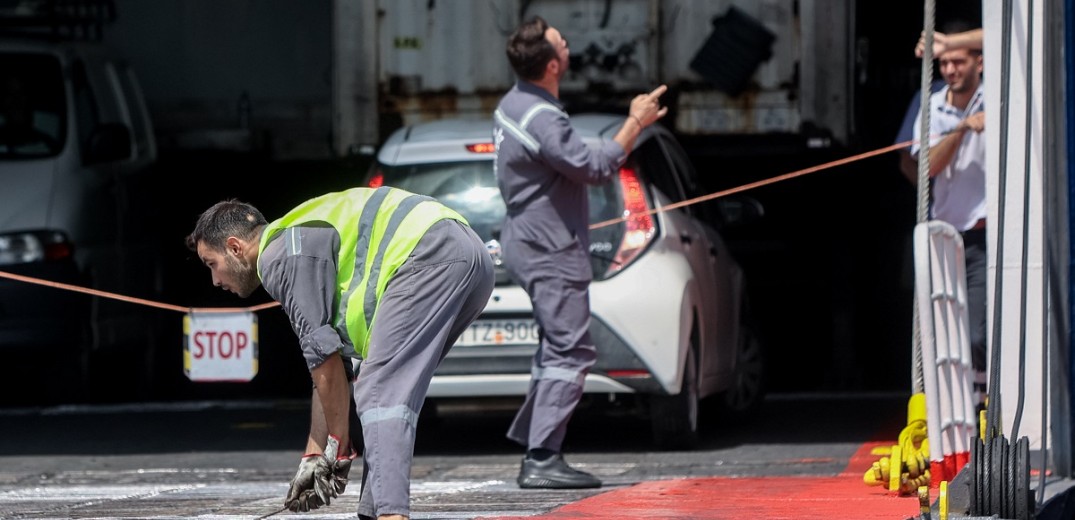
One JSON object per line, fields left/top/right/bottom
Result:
{"left": 482, "top": 441, "right": 927, "bottom": 519}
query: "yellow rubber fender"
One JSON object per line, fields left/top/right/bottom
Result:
{"left": 907, "top": 393, "right": 928, "bottom": 423}
{"left": 901, "top": 469, "right": 930, "bottom": 495}
{"left": 889, "top": 444, "right": 903, "bottom": 492}
{"left": 864, "top": 456, "right": 891, "bottom": 487}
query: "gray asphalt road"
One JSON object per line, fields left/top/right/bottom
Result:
{"left": 0, "top": 393, "right": 906, "bottom": 519}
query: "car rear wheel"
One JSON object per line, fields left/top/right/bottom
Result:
{"left": 719, "top": 321, "right": 765, "bottom": 414}
{"left": 649, "top": 342, "right": 699, "bottom": 450}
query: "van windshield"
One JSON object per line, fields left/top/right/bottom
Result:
{"left": 0, "top": 53, "right": 66, "bottom": 158}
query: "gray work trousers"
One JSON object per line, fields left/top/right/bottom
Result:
{"left": 962, "top": 228, "right": 987, "bottom": 372}
{"left": 502, "top": 237, "right": 597, "bottom": 453}
{"left": 354, "top": 219, "right": 493, "bottom": 519}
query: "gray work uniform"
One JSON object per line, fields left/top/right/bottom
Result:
{"left": 260, "top": 218, "right": 494, "bottom": 519}
{"left": 493, "top": 80, "right": 626, "bottom": 452}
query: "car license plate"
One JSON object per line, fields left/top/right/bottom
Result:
{"left": 456, "top": 319, "right": 540, "bottom": 347}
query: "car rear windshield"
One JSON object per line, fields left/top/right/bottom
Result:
{"left": 374, "top": 160, "right": 626, "bottom": 274}
{"left": 0, "top": 53, "right": 66, "bottom": 159}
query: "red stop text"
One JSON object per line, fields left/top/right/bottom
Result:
{"left": 191, "top": 330, "right": 249, "bottom": 359}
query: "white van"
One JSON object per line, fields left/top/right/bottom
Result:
{"left": 0, "top": 24, "right": 166, "bottom": 403}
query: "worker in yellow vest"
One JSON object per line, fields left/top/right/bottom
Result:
{"left": 186, "top": 186, "right": 494, "bottom": 520}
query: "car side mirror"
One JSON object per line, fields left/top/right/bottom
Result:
{"left": 84, "top": 123, "right": 132, "bottom": 164}
{"left": 715, "top": 196, "right": 764, "bottom": 227}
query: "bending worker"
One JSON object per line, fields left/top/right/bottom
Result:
{"left": 494, "top": 15, "right": 667, "bottom": 489}
{"left": 186, "top": 187, "right": 494, "bottom": 520}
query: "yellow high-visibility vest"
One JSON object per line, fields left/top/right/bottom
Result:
{"left": 258, "top": 187, "right": 466, "bottom": 358}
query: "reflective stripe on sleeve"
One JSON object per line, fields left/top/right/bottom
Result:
{"left": 520, "top": 102, "right": 564, "bottom": 130}
{"left": 494, "top": 108, "right": 540, "bottom": 153}
{"left": 283, "top": 228, "right": 302, "bottom": 256}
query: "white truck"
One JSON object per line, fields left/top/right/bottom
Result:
{"left": 333, "top": 0, "right": 851, "bottom": 154}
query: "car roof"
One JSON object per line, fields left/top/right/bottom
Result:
{"left": 376, "top": 113, "right": 651, "bottom": 166}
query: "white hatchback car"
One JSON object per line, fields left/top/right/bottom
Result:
{"left": 368, "top": 114, "right": 765, "bottom": 448}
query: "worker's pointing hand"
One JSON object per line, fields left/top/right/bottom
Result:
{"left": 646, "top": 84, "right": 668, "bottom": 100}
{"left": 629, "top": 84, "right": 669, "bottom": 128}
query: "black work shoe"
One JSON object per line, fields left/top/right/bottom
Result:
{"left": 517, "top": 453, "right": 602, "bottom": 489}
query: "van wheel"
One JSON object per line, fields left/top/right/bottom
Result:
{"left": 127, "top": 314, "right": 173, "bottom": 401}
{"left": 44, "top": 300, "right": 94, "bottom": 406}
{"left": 649, "top": 343, "right": 699, "bottom": 450}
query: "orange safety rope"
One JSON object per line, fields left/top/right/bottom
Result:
{"left": 590, "top": 139, "right": 915, "bottom": 230}
{"left": 0, "top": 137, "right": 917, "bottom": 312}
{"left": 0, "top": 269, "right": 279, "bottom": 313}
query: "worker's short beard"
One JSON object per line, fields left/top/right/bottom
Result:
{"left": 225, "top": 252, "right": 260, "bottom": 298}
{"left": 950, "top": 79, "right": 976, "bottom": 94}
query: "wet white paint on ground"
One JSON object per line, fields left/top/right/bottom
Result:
{"left": 0, "top": 472, "right": 563, "bottom": 519}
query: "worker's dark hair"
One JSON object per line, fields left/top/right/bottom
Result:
{"left": 506, "top": 16, "right": 557, "bottom": 81}
{"left": 186, "top": 199, "right": 267, "bottom": 252}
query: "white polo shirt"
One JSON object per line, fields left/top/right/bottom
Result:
{"left": 911, "top": 84, "right": 986, "bottom": 232}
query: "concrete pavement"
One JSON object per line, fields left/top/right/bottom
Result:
{"left": 8, "top": 393, "right": 1063, "bottom": 519}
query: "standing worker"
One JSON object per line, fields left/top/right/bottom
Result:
{"left": 895, "top": 26, "right": 983, "bottom": 183}
{"left": 493, "top": 15, "right": 667, "bottom": 489}
{"left": 910, "top": 22, "right": 988, "bottom": 388}
{"left": 186, "top": 187, "right": 494, "bottom": 520}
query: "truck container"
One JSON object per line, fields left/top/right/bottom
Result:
{"left": 335, "top": 0, "right": 850, "bottom": 154}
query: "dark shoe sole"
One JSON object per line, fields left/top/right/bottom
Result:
{"left": 517, "top": 476, "right": 602, "bottom": 489}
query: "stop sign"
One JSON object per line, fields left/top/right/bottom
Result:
{"left": 183, "top": 311, "right": 259, "bottom": 382}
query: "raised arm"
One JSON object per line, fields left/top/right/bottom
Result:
{"left": 613, "top": 84, "right": 669, "bottom": 154}
{"left": 916, "top": 28, "right": 983, "bottom": 58}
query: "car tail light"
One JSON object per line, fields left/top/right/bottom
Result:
{"left": 0, "top": 231, "right": 73, "bottom": 265}
{"left": 607, "top": 167, "right": 655, "bottom": 274}
{"left": 607, "top": 369, "right": 651, "bottom": 378}
{"left": 368, "top": 170, "right": 384, "bottom": 188}
{"left": 466, "top": 143, "right": 496, "bottom": 153}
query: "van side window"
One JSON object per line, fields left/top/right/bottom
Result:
{"left": 71, "top": 60, "right": 101, "bottom": 164}
{"left": 0, "top": 53, "right": 66, "bottom": 158}
{"left": 114, "top": 63, "right": 153, "bottom": 158}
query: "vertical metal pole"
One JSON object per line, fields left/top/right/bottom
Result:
{"left": 987, "top": 0, "right": 1016, "bottom": 443}
{"left": 913, "top": 0, "right": 936, "bottom": 394}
